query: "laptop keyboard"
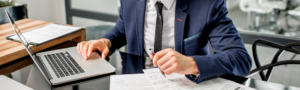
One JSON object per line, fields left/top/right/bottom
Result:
{"left": 44, "top": 51, "right": 85, "bottom": 78}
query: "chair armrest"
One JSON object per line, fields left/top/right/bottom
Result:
{"left": 251, "top": 39, "right": 300, "bottom": 81}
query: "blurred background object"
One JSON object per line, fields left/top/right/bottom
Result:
{"left": 229, "top": 0, "right": 300, "bottom": 87}
{"left": 0, "top": 0, "right": 27, "bottom": 24}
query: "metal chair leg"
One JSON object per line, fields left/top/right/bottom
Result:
{"left": 255, "top": 13, "right": 260, "bottom": 31}
{"left": 270, "top": 11, "right": 276, "bottom": 24}
{"left": 270, "top": 11, "right": 276, "bottom": 30}
{"left": 285, "top": 14, "right": 292, "bottom": 36}
{"left": 297, "top": 25, "right": 300, "bottom": 37}
{"left": 247, "top": 12, "right": 251, "bottom": 29}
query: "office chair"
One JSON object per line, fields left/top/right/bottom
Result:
{"left": 259, "top": 0, "right": 287, "bottom": 30}
{"left": 287, "top": 6, "right": 300, "bottom": 37}
{"left": 259, "top": 0, "right": 287, "bottom": 10}
{"left": 239, "top": 0, "right": 274, "bottom": 31}
{"left": 247, "top": 39, "right": 300, "bottom": 82}
{"left": 274, "top": 1, "right": 299, "bottom": 35}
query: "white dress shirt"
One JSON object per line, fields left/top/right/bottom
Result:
{"left": 144, "top": 0, "right": 176, "bottom": 68}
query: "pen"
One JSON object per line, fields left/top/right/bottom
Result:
{"left": 149, "top": 48, "right": 166, "bottom": 78}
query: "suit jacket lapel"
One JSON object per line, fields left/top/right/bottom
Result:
{"left": 175, "top": 0, "right": 188, "bottom": 53}
{"left": 136, "top": 0, "right": 146, "bottom": 56}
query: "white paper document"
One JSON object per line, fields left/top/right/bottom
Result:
{"left": 9, "top": 24, "right": 82, "bottom": 44}
{"left": 210, "top": 78, "right": 257, "bottom": 90}
{"left": 110, "top": 68, "right": 256, "bottom": 90}
{"left": 0, "top": 75, "right": 33, "bottom": 90}
{"left": 142, "top": 68, "right": 257, "bottom": 90}
{"left": 110, "top": 74, "right": 154, "bottom": 90}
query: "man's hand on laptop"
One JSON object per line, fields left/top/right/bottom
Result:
{"left": 77, "top": 38, "right": 111, "bottom": 60}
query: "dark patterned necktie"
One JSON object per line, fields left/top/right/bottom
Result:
{"left": 154, "top": 2, "right": 164, "bottom": 53}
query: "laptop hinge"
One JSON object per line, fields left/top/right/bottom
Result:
{"left": 35, "top": 55, "right": 53, "bottom": 80}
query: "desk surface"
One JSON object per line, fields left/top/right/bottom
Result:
{"left": 24, "top": 63, "right": 300, "bottom": 90}
{"left": 0, "top": 19, "right": 86, "bottom": 75}
{"left": 23, "top": 51, "right": 300, "bottom": 90}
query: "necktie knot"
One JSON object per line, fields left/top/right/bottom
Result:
{"left": 155, "top": 2, "right": 164, "bottom": 13}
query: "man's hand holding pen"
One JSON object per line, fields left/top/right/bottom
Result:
{"left": 150, "top": 48, "right": 199, "bottom": 75}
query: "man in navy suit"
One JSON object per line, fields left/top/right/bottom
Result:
{"left": 77, "top": 0, "right": 252, "bottom": 83}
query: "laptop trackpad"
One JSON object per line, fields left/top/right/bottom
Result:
{"left": 84, "top": 52, "right": 101, "bottom": 60}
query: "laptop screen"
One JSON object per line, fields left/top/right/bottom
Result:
{"left": 6, "top": 10, "right": 35, "bottom": 56}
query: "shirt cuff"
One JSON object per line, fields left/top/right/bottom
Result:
{"left": 188, "top": 73, "right": 200, "bottom": 81}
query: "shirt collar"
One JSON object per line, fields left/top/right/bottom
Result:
{"left": 149, "top": 0, "right": 175, "bottom": 10}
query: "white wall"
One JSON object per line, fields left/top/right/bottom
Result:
{"left": 15, "top": 0, "right": 236, "bottom": 26}
{"left": 72, "top": 0, "right": 119, "bottom": 16}
{"left": 16, "top": 0, "right": 66, "bottom": 24}
{"left": 15, "top": 0, "right": 119, "bottom": 25}
{"left": 71, "top": 0, "right": 119, "bottom": 27}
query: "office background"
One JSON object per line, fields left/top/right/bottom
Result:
{"left": 8, "top": 0, "right": 300, "bottom": 89}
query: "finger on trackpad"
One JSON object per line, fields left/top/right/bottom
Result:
{"left": 86, "top": 52, "right": 101, "bottom": 60}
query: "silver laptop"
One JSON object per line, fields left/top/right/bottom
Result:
{"left": 5, "top": 10, "right": 116, "bottom": 86}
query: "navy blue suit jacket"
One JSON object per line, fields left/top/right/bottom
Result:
{"left": 102, "top": 0, "right": 252, "bottom": 83}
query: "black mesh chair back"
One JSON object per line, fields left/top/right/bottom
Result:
{"left": 248, "top": 39, "right": 300, "bottom": 81}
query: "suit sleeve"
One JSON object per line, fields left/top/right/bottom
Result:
{"left": 102, "top": 0, "right": 127, "bottom": 54}
{"left": 185, "top": 0, "right": 252, "bottom": 83}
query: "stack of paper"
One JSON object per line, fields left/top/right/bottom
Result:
{"left": 7, "top": 24, "right": 82, "bottom": 45}
{"left": 110, "top": 74, "right": 154, "bottom": 90}
{"left": 110, "top": 68, "right": 256, "bottom": 90}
